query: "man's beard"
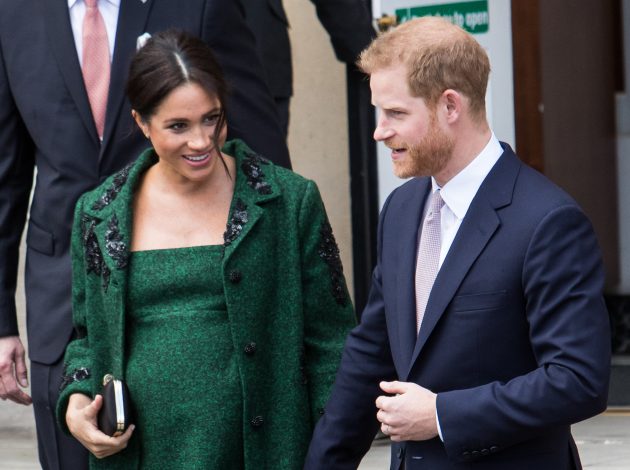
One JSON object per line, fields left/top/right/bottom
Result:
{"left": 389, "top": 118, "right": 454, "bottom": 179}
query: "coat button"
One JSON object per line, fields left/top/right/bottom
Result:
{"left": 229, "top": 270, "right": 242, "bottom": 283}
{"left": 472, "top": 451, "right": 480, "bottom": 458}
{"left": 250, "top": 415, "right": 264, "bottom": 428}
{"left": 462, "top": 451, "right": 471, "bottom": 460}
{"left": 481, "top": 448, "right": 490, "bottom": 456}
{"left": 244, "top": 342, "right": 257, "bottom": 355}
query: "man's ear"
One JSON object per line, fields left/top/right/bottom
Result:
{"left": 441, "top": 89, "right": 462, "bottom": 124}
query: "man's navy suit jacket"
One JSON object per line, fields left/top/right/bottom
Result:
{"left": 305, "top": 145, "right": 611, "bottom": 469}
{"left": 0, "top": 0, "right": 289, "bottom": 364}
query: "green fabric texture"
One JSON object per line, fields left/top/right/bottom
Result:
{"left": 56, "top": 139, "right": 356, "bottom": 469}
{"left": 126, "top": 245, "right": 243, "bottom": 468}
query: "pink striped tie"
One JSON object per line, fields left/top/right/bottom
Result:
{"left": 82, "top": 0, "right": 110, "bottom": 140}
{"left": 415, "top": 190, "right": 445, "bottom": 333}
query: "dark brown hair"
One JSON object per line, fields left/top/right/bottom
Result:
{"left": 126, "top": 29, "right": 229, "bottom": 154}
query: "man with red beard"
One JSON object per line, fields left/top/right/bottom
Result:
{"left": 305, "top": 16, "right": 611, "bottom": 470}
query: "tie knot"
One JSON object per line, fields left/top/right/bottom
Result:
{"left": 85, "top": 0, "right": 97, "bottom": 9}
{"left": 428, "top": 190, "right": 445, "bottom": 216}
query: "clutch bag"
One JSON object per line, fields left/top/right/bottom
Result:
{"left": 97, "top": 374, "right": 132, "bottom": 437}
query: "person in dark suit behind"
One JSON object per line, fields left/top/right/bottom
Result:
{"left": 239, "top": 0, "right": 375, "bottom": 136}
{"left": 0, "top": 1, "right": 289, "bottom": 469}
{"left": 305, "top": 17, "right": 611, "bottom": 470}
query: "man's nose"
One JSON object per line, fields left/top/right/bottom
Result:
{"left": 373, "top": 121, "right": 394, "bottom": 141}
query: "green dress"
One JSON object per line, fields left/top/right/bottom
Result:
{"left": 125, "top": 244, "right": 243, "bottom": 468}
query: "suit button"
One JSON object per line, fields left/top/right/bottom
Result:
{"left": 490, "top": 446, "right": 499, "bottom": 453}
{"left": 472, "top": 451, "right": 480, "bottom": 458}
{"left": 244, "top": 342, "right": 257, "bottom": 355}
{"left": 250, "top": 415, "right": 264, "bottom": 428}
{"left": 481, "top": 448, "right": 490, "bottom": 456}
{"left": 462, "top": 451, "right": 471, "bottom": 460}
{"left": 229, "top": 270, "right": 242, "bottom": 283}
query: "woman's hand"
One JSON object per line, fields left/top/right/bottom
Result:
{"left": 66, "top": 393, "right": 135, "bottom": 459}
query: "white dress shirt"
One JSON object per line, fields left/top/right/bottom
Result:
{"left": 68, "top": 0, "right": 120, "bottom": 65}
{"left": 428, "top": 133, "right": 504, "bottom": 268}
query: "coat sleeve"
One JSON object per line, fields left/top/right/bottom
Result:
{"left": 437, "top": 204, "right": 611, "bottom": 462}
{"left": 311, "top": 0, "right": 376, "bottom": 64}
{"left": 296, "top": 180, "right": 356, "bottom": 426}
{"left": 304, "top": 189, "right": 399, "bottom": 470}
{"left": 55, "top": 194, "right": 96, "bottom": 435}
{"left": 201, "top": 0, "right": 291, "bottom": 169}
{"left": 0, "top": 39, "right": 34, "bottom": 338}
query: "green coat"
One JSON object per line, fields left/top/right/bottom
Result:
{"left": 57, "top": 139, "right": 356, "bottom": 469}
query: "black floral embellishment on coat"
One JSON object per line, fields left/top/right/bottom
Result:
{"left": 242, "top": 152, "right": 272, "bottom": 195}
{"left": 224, "top": 199, "right": 249, "bottom": 246}
{"left": 81, "top": 214, "right": 111, "bottom": 291}
{"left": 60, "top": 364, "right": 91, "bottom": 392}
{"left": 73, "top": 326, "right": 87, "bottom": 340}
{"left": 105, "top": 215, "right": 128, "bottom": 269}
{"left": 318, "top": 221, "right": 348, "bottom": 306}
{"left": 91, "top": 162, "right": 132, "bottom": 211}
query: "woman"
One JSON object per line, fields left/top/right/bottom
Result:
{"left": 56, "top": 30, "right": 355, "bottom": 469}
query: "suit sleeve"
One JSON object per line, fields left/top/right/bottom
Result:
{"left": 311, "top": 0, "right": 376, "bottom": 64}
{"left": 304, "top": 190, "right": 398, "bottom": 470}
{"left": 0, "top": 38, "right": 35, "bottom": 338}
{"left": 55, "top": 194, "right": 95, "bottom": 435}
{"left": 201, "top": 0, "right": 291, "bottom": 169}
{"left": 437, "top": 205, "right": 611, "bottom": 462}
{"left": 297, "top": 180, "right": 356, "bottom": 425}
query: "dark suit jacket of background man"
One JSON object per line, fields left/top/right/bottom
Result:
{"left": 238, "top": 0, "right": 375, "bottom": 106}
{"left": 0, "top": 0, "right": 289, "bottom": 453}
{"left": 305, "top": 144, "right": 611, "bottom": 469}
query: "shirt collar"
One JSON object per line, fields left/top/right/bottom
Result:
{"left": 68, "top": 0, "right": 121, "bottom": 8}
{"left": 431, "top": 132, "right": 503, "bottom": 220}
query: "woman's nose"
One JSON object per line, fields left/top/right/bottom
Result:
{"left": 188, "top": 127, "right": 211, "bottom": 150}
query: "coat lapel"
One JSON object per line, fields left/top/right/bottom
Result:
{"left": 83, "top": 150, "right": 153, "bottom": 376}
{"left": 102, "top": 0, "right": 153, "bottom": 154}
{"left": 222, "top": 141, "right": 282, "bottom": 263}
{"left": 408, "top": 146, "right": 520, "bottom": 370}
{"left": 41, "top": 0, "right": 96, "bottom": 143}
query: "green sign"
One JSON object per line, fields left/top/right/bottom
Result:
{"left": 396, "top": 1, "right": 489, "bottom": 34}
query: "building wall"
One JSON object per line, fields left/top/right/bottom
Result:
{"left": 285, "top": 0, "right": 355, "bottom": 296}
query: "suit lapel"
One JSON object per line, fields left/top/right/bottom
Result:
{"left": 394, "top": 179, "right": 430, "bottom": 380}
{"left": 102, "top": 0, "right": 153, "bottom": 154}
{"left": 408, "top": 146, "right": 520, "bottom": 370}
{"left": 41, "top": 0, "right": 97, "bottom": 142}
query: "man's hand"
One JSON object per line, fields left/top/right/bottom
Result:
{"left": 66, "top": 393, "right": 135, "bottom": 459}
{"left": 0, "top": 336, "right": 32, "bottom": 405}
{"left": 375, "top": 381, "right": 438, "bottom": 442}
